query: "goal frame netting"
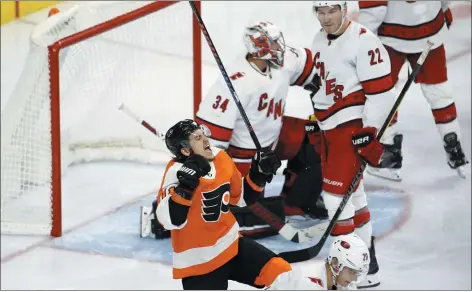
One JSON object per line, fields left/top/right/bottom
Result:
{"left": 3, "top": 1, "right": 201, "bottom": 237}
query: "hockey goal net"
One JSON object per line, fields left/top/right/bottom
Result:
{"left": 1, "top": 1, "right": 201, "bottom": 236}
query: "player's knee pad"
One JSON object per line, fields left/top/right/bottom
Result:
{"left": 254, "top": 257, "right": 292, "bottom": 288}
{"left": 323, "top": 191, "right": 355, "bottom": 236}
{"left": 231, "top": 196, "right": 285, "bottom": 239}
{"left": 351, "top": 181, "right": 367, "bottom": 207}
{"left": 350, "top": 183, "right": 371, "bottom": 228}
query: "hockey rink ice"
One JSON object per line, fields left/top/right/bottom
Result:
{"left": 1, "top": 1, "right": 471, "bottom": 290}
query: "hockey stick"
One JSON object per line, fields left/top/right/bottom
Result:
{"left": 189, "top": 1, "right": 325, "bottom": 243}
{"left": 119, "top": 103, "right": 166, "bottom": 140}
{"left": 279, "top": 41, "right": 434, "bottom": 263}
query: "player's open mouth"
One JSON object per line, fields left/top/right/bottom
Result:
{"left": 204, "top": 145, "right": 211, "bottom": 151}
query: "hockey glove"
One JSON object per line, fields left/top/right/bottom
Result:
{"left": 351, "top": 127, "right": 384, "bottom": 167}
{"left": 175, "top": 154, "right": 211, "bottom": 199}
{"left": 303, "top": 73, "right": 321, "bottom": 98}
{"left": 256, "top": 150, "right": 282, "bottom": 176}
{"left": 248, "top": 156, "right": 275, "bottom": 189}
{"left": 444, "top": 8, "right": 453, "bottom": 29}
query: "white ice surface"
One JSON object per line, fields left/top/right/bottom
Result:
{"left": 1, "top": 1, "right": 471, "bottom": 290}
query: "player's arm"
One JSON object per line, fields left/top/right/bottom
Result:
{"left": 156, "top": 156, "right": 211, "bottom": 230}
{"left": 357, "top": 33, "right": 395, "bottom": 133}
{"left": 285, "top": 46, "right": 322, "bottom": 99}
{"left": 231, "top": 151, "right": 281, "bottom": 206}
{"left": 196, "top": 74, "right": 249, "bottom": 149}
{"left": 286, "top": 46, "right": 317, "bottom": 88}
{"left": 358, "top": 1, "right": 388, "bottom": 34}
{"left": 441, "top": 0, "right": 453, "bottom": 28}
{"left": 353, "top": 33, "right": 396, "bottom": 166}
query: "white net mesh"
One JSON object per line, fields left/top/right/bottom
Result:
{"left": 1, "top": 1, "right": 197, "bottom": 235}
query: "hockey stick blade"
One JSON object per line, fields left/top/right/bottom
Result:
{"left": 279, "top": 41, "right": 434, "bottom": 263}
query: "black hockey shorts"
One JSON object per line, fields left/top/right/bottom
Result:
{"left": 181, "top": 236, "right": 278, "bottom": 290}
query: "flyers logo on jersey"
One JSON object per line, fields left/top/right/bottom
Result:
{"left": 201, "top": 182, "right": 231, "bottom": 222}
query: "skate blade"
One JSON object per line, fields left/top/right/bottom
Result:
{"left": 366, "top": 166, "right": 402, "bottom": 182}
{"left": 456, "top": 166, "right": 467, "bottom": 179}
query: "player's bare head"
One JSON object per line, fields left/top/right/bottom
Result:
{"left": 165, "top": 119, "right": 214, "bottom": 161}
{"left": 244, "top": 21, "right": 286, "bottom": 67}
{"left": 327, "top": 234, "right": 370, "bottom": 288}
{"left": 313, "top": 1, "right": 348, "bottom": 35}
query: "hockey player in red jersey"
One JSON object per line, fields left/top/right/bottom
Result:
{"left": 195, "top": 21, "right": 328, "bottom": 223}
{"left": 153, "top": 119, "right": 337, "bottom": 290}
{"left": 358, "top": 0, "right": 469, "bottom": 180}
{"left": 307, "top": 1, "right": 401, "bottom": 288}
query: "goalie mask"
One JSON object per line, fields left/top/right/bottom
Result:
{"left": 165, "top": 119, "right": 211, "bottom": 160}
{"left": 243, "top": 21, "right": 286, "bottom": 67}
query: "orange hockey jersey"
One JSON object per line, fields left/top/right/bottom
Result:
{"left": 155, "top": 148, "right": 260, "bottom": 279}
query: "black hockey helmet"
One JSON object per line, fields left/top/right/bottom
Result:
{"left": 165, "top": 119, "right": 211, "bottom": 160}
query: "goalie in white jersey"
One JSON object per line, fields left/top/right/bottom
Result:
{"left": 196, "top": 21, "right": 329, "bottom": 224}
{"left": 358, "top": 0, "right": 469, "bottom": 180}
{"left": 306, "top": 1, "right": 402, "bottom": 288}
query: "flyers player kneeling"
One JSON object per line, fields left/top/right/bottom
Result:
{"left": 155, "top": 119, "right": 323, "bottom": 290}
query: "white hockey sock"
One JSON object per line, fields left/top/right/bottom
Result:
{"left": 355, "top": 222, "right": 373, "bottom": 248}
{"left": 436, "top": 119, "right": 462, "bottom": 142}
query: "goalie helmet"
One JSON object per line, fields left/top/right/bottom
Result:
{"left": 327, "top": 234, "right": 370, "bottom": 285}
{"left": 243, "top": 21, "right": 286, "bottom": 67}
{"left": 165, "top": 119, "right": 211, "bottom": 160}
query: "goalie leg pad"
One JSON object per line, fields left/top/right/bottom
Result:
{"left": 281, "top": 135, "right": 326, "bottom": 219}
{"left": 232, "top": 196, "right": 285, "bottom": 239}
{"left": 140, "top": 200, "right": 171, "bottom": 239}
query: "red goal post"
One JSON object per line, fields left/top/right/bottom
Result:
{"left": 1, "top": 1, "right": 201, "bottom": 237}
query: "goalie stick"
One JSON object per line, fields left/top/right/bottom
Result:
{"left": 278, "top": 41, "right": 435, "bottom": 263}
{"left": 189, "top": 1, "right": 332, "bottom": 244}
{"left": 119, "top": 102, "right": 327, "bottom": 243}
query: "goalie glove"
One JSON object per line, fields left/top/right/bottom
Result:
{"left": 352, "top": 127, "right": 384, "bottom": 167}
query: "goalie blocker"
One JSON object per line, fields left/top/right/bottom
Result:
{"left": 141, "top": 196, "right": 286, "bottom": 239}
